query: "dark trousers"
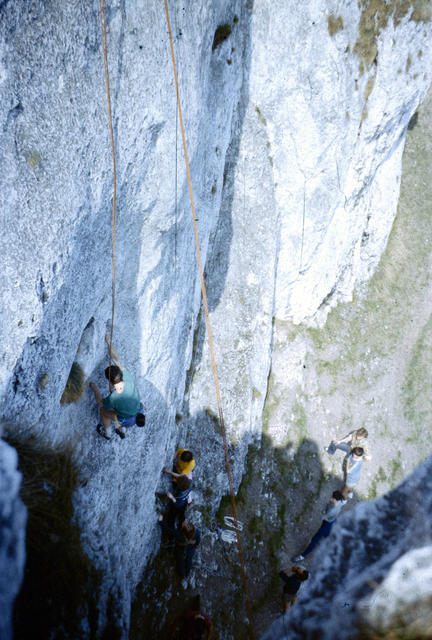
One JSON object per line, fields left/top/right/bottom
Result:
{"left": 175, "top": 545, "right": 196, "bottom": 578}
{"left": 166, "top": 502, "right": 187, "bottom": 529}
{"left": 302, "top": 520, "right": 334, "bottom": 557}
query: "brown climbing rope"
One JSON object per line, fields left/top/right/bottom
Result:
{"left": 163, "top": 3, "right": 255, "bottom": 638}
{"left": 98, "top": 0, "right": 117, "bottom": 373}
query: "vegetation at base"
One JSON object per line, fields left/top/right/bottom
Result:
{"left": 6, "top": 433, "right": 109, "bottom": 639}
{"left": 61, "top": 361, "right": 85, "bottom": 404}
{"left": 367, "top": 466, "right": 388, "bottom": 500}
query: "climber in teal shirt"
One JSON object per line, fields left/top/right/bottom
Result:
{"left": 90, "top": 340, "right": 145, "bottom": 440}
{"left": 102, "top": 369, "right": 141, "bottom": 417}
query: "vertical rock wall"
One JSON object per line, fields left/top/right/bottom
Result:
{"left": 0, "top": 0, "right": 431, "bottom": 637}
{"left": 262, "top": 455, "right": 432, "bottom": 640}
{"left": 0, "top": 440, "right": 26, "bottom": 640}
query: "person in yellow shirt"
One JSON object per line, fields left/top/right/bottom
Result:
{"left": 173, "top": 449, "right": 195, "bottom": 477}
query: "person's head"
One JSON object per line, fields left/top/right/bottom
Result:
{"left": 352, "top": 447, "right": 364, "bottom": 458}
{"left": 176, "top": 474, "right": 191, "bottom": 491}
{"left": 356, "top": 427, "right": 368, "bottom": 439}
{"left": 332, "top": 490, "right": 345, "bottom": 502}
{"left": 181, "top": 521, "right": 196, "bottom": 539}
{"left": 136, "top": 413, "right": 145, "bottom": 427}
{"left": 294, "top": 567, "right": 309, "bottom": 582}
{"left": 104, "top": 365, "right": 123, "bottom": 385}
{"left": 180, "top": 450, "right": 193, "bottom": 462}
{"left": 192, "top": 615, "right": 207, "bottom": 638}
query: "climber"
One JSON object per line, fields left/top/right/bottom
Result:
{"left": 342, "top": 447, "right": 365, "bottom": 499}
{"left": 158, "top": 515, "right": 201, "bottom": 582}
{"left": 173, "top": 448, "right": 196, "bottom": 478}
{"left": 292, "top": 490, "right": 347, "bottom": 562}
{"left": 90, "top": 338, "right": 145, "bottom": 440}
{"left": 324, "top": 427, "right": 371, "bottom": 461}
{"left": 278, "top": 566, "right": 309, "bottom": 613}
{"left": 170, "top": 595, "right": 213, "bottom": 640}
{"left": 163, "top": 469, "right": 193, "bottom": 528}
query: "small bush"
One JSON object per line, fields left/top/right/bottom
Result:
{"left": 6, "top": 435, "right": 101, "bottom": 639}
{"left": 61, "top": 361, "right": 85, "bottom": 404}
{"left": 212, "top": 24, "right": 232, "bottom": 50}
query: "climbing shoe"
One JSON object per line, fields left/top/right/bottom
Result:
{"left": 136, "top": 413, "right": 146, "bottom": 427}
{"left": 115, "top": 427, "right": 126, "bottom": 439}
{"left": 97, "top": 424, "right": 112, "bottom": 440}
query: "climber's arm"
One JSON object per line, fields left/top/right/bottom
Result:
{"left": 105, "top": 333, "right": 124, "bottom": 369}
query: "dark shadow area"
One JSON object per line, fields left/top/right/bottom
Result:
{"left": 5, "top": 433, "right": 121, "bottom": 640}
{"left": 130, "top": 425, "right": 355, "bottom": 640}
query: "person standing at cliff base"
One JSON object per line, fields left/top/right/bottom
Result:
{"left": 158, "top": 516, "right": 201, "bottom": 581}
{"left": 325, "top": 427, "right": 371, "bottom": 461}
{"left": 170, "top": 595, "right": 213, "bottom": 640}
{"left": 90, "top": 342, "right": 144, "bottom": 440}
{"left": 342, "top": 447, "right": 365, "bottom": 498}
{"left": 292, "top": 490, "right": 347, "bottom": 561}
{"left": 278, "top": 566, "right": 309, "bottom": 612}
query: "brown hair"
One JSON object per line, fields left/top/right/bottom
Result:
{"left": 180, "top": 450, "right": 193, "bottom": 462}
{"left": 294, "top": 567, "right": 309, "bottom": 581}
{"left": 104, "top": 365, "right": 123, "bottom": 385}
{"left": 181, "top": 521, "right": 196, "bottom": 539}
{"left": 176, "top": 474, "right": 191, "bottom": 490}
{"left": 356, "top": 427, "right": 368, "bottom": 438}
{"left": 352, "top": 447, "right": 364, "bottom": 457}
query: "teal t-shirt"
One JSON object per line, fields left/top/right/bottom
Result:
{"left": 102, "top": 370, "right": 140, "bottom": 417}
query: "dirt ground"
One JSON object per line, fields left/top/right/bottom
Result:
{"left": 130, "top": 88, "right": 432, "bottom": 640}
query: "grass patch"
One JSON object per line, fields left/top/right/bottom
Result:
{"left": 354, "top": 0, "right": 431, "bottom": 76}
{"left": 7, "top": 434, "right": 102, "bottom": 639}
{"left": 26, "top": 149, "right": 41, "bottom": 168}
{"left": 328, "top": 14, "right": 344, "bottom": 36}
{"left": 367, "top": 465, "right": 388, "bottom": 500}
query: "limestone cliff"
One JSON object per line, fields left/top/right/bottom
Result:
{"left": 0, "top": 0, "right": 431, "bottom": 638}
{"left": 0, "top": 441, "right": 26, "bottom": 640}
{"left": 262, "top": 455, "right": 432, "bottom": 640}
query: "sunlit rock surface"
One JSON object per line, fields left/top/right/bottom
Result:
{"left": 262, "top": 455, "right": 432, "bottom": 640}
{"left": 0, "top": 0, "right": 431, "bottom": 636}
{"left": 0, "top": 440, "right": 26, "bottom": 640}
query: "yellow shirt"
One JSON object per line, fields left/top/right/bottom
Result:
{"left": 175, "top": 449, "right": 196, "bottom": 475}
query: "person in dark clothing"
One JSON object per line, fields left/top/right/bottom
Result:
{"left": 278, "top": 566, "right": 309, "bottom": 612}
{"left": 158, "top": 516, "right": 200, "bottom": 578}
{"left": 170, "top": 599, "right": 213, "bottom": 640}
{"left": 165, "top": 472, "right": 193, "bottom": 529}
{"left": 292, "top": 490, "right": 347, "bottom": 561}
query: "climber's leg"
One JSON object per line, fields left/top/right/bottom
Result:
{"left": 90, "top": 382, "right": 115, "bottom": 438}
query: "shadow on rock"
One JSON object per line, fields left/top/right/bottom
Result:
{"left": 130, "top": 429, "right": 352, "bottom": 640}
{"left": 5, "top": 432, "right": 121, "bottom": 640}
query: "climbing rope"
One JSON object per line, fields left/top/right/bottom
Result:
{"left": 163, "top": 3, "right": 255, "bottom": 638}
{"left": 98, "top": 0, "right": 117, "bottom": 373}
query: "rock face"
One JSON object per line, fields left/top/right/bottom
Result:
{"left": 0, "top": 440, "right": 26, "bottom": 640}
{"left": 262, "top": 455, "right": 432, "bottom": 640}
{"left": 0, "top": 0, "right": 431, "bottom": 637}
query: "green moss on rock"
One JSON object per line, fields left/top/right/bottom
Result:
{"left": 328, "top": 14, "right": 344, "bottom": 36}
